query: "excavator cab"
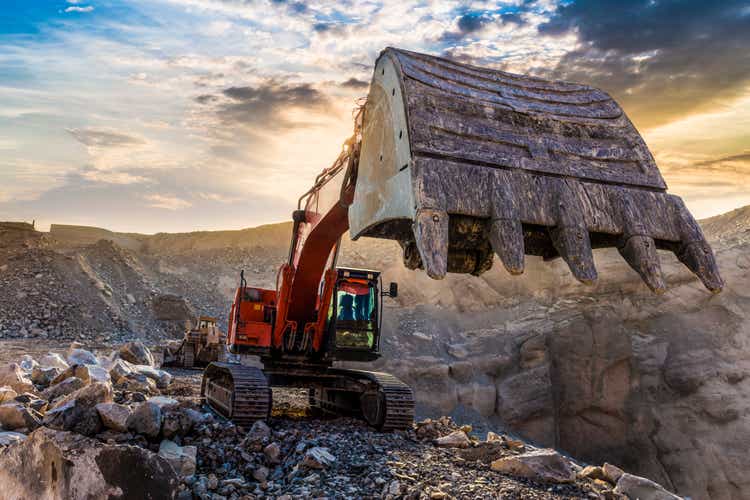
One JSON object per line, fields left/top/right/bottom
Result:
{"left": 326, "top": 268, "right": 390, "bottom": 362}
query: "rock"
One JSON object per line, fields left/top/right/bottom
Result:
{"left": 603, "top": 462, "right": 625, "bottom": 484}
{"left": 0, "top": 386, "right": 17, "bottom": 404}
{"left": 458, "top": 441, "right": 504, "bottom": 463}
{"left": 579, "top": 465, "right": 607, "bottom": 481}
{"left": 19, "top": 355, "right": 38, "bottom": 373}
{"left": 614, "top": 473, "right": 681, "bottom": 500}
{"left": 67, "top": 348, "right": 99, "bottom": 366}
{"left": 108, "top": 358, "right": 134, "bottom": 383}
{"left": 253, "top": 466, "right": 270, "bottom": 482}
{"left": 264, "top": 442, "right": 281, "bottom": 464}
{"left": 302, "top": 447, "right": 336, "bottom": 469}
{"left": 161, "top": 406, "right": 196, "bottom": 439}
{"left": 0, "top": 402, "right": 42, "bottom": 430}
{"left": 14, "top": 393, "right": 47, "bottom": 413}
{"left": 31, "top": 365, "right": 61, "bottom": 387}
{"left": 158, "top": 439, "right": 197, "bottom": 477}
{"left": 96, "top": 402, "right": 132, "bottom": 432}
{"left": 490, "top": 449, "right": 575, "bottom": 484}
{"left": 119, "top": 341, "right": 155, "bottom": 367}
{"left": 134, "top": 366, "right": 173, "bottom": 389}
{"left": 434, "top": 430, "right": 471, "bottom": 448}
{"left": 0, "top": 363, "right": 34, "bottom": 394}
{"left": 127, "top": 401, "right": 162, "bottom": 438}
{"left": 0, "top": 428, "right": 178, "bottom": 499}
{"left": 207, "top": 473, "right": 219, "bottom": 490}
{"left": 0, "top": 431, "right": 26, "bottom": 446}
{"left": 42, "top": 376, "right": 87, "bottom": 402}
{"left": 147, "top": 395, "right": 178, "bottom": 408}
{"left": 243, "top": 420, "right": 271, "bottom": 450}
{"left": 39, "top": 353, "right": 69, "bottom": 371}
{"left": 117, "top": 373, "right": 158, "bottom": 395}
{"left": 44, "top": 382, "right": 112, "bottom": 436}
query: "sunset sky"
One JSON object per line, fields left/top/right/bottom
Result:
{"left": 1, "top": 0, "right": 749, "bottom": 233}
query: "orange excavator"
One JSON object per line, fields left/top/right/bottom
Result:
{"left": 201, "top": 48, "right": 723, "bottom": 430}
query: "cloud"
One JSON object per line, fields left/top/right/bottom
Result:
{"left": 693, "top": 151, "right": 750, "bottom": 167}
{"left": 538, "top": 0, "right": 750, "bottom": 128}
{"left": 67, "top": 129, "right": 144, "bottom": 148}
{"left": 142, "top": 193, "right": 192, "bottom": 210}
{"left": 340, "top": 77, "right": 368, "bottom": 90}
{"left": 213, "top": 80, "right": 330, "bottom": 129}
{"left": 65, "top": 6, "right": 94, "bottom": 13}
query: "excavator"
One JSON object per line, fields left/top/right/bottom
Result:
{"left": 201, "top": 48, "right": 723, "bottom": 431}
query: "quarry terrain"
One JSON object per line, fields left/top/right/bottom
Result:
{"left": 1, "top": 205, "right": 749, "bottom": 499}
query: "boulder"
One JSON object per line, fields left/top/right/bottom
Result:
{"left": 14, "top": 393, "right": 47, "bottom": 413}
{"left": 302, "top": 447, "right": 336, "bottom": 469}
{"left": 119, "top": 341, "right": 155, "bottom": 367}
{"left": 161, "top": 406, "right": 195, "bottom": 439}
{"left": 0, "top": 364, "right": 34, "bottom": 394}
{"left": 42, "top": 376, "right": 87, "bottom": 402}
{"left": 0, "top": 386, "right": 17, "bottom": 404}
{"left": 603, "top": 462, "right": 625, "bottom": 484}
{"left": 43, "top": 382, "right": 112, "bottom": 436}
{"left": 127, "top": 401, "right": 162, "bottom": 438}
{"left": 31, "top": 365, "right": 61, "bottom": 387}
{"left": 579, "top": 465, "right": 607, "bottom": 481}
{"left": 0, "top": 402, "right": 42, "bottom": 430}
{"left": 458, "top": 441, "right": 504, "bottom": 463}
{"left": 614, "top": 473, "right": 681, "bottom": 500}
{"left": 434, "top": 430, "right": 471, "bottom": 448}
{"left": 117, "top": 373, "right": 158, "bottom": 395}
{"left": 108, "top": 358, "right": 134, "bottom": 383}
{"left": 67, "top": 348, "right": 99, "bottom": 366}
{"left": 39, "top": 353, "right": 69, "bottom": 371}
{"left": 158, "top": 439, "right": 197, "bottom": 477}
{"left": 96, "top": 402, "right": 132, "bottom": 433}
{"left": 0, "top": 428, "right": 178, "bottom": 499}
{"left": 243, "top": 420, "right": 272, "bottom": 450}
{"left": 0, "top": 431, "right": 26, "bottom": 446}
{"left": 147, "top": 396, "right": 178, "bottom": 408}
{"left": 491, "top": 449, "right": 575, "bottom": 484}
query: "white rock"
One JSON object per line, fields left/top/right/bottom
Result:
{"left": 39, "top": 353, "right": 69, "bottom": 371}
{"left": 158, "top": 440, "right": 197, "bottom": 477}
{"left": 19, "top": 355, "right": 38, "bottom": 373}
{"left": 434, "top": 430, "right": 471, "bottom": 448}
{"left": 134, "top": 365, "right": 172, "bottom": 389}
{"left": 67, "top": 348, "right": 99, "bottom": 366}
{"left": 614, "top": 473, "right": 681, "bottom": 500}
{"left": 148, "top": 396, "right": 178, "bottom": 408}
{"left": 0, "top": 431, "right": 26, "bottom": 446}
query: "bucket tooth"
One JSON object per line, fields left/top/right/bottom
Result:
{"left": 549, "top": 226, "right": 598, "bottom": 285}
{"left": 489, "top": 218, "right": 525, "bottom": 275}
{"left": 413, "top": 208, "right": 449, "bottom": 279}
{"left": 677, "top": 241, "right": 724, "bottom": 293}
{"left": 618, "top": 235, "right": 666, "bottom": 293}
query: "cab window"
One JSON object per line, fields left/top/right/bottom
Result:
{"left": 333, "top": 279, "right": 376, "bottom": 349}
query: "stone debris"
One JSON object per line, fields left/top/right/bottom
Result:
{"left": 39, "top": 353, "right": 69, "bottom": 371}
{"left": 0, "top": 385, "right": 17, "bottom": 404}
{"left": 301, "top": 446, "right": 336, "bottom": 469}
{"left": 67, "top": 347, "right": 99, "bottom": 366}
{"left": 43, "top": 382, "right": 113, "bottom": 436}
{"left": 491, "top": 449, "right": 576, "bottom": 484}
{"left": 0, "top": 402, "right": 42, "bottom": 430}
{"left": 42, "top": 376, "right": 86, "bottom": 401}
{"left": 127, "top": 401, "right": 162, "bottom": 438}
{"left": 603, "top": 462, "right": 626, "bottom": 484}
{"left": 0, "top": 363, "right": 34, "bottom": 394}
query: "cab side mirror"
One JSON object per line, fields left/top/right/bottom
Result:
{"left": 388, "top": 282, "right": 398, "bottom": 298}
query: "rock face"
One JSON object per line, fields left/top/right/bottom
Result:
{"left": 361, "top": 207, "right": 750, "bottom": 500}
{"left": 0, "top": 427, "right": 178, "bottom": 499}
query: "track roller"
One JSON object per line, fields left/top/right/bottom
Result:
{"left": 201, "top": 363, "right": 271, "bottom": 427}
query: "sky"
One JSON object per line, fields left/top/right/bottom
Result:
{"left": 0, "top": 0, "right": 749, "bottom": 233}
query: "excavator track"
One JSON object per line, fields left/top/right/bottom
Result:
{"left": 201, "top": 363, "right": 271, "bottom": 427}
{"left": 329, "top": 369, "right": 415, "bottom": 431}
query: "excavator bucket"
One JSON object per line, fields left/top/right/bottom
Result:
{"left": 348, "top": 47, "right": 723, "bottom": 293}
